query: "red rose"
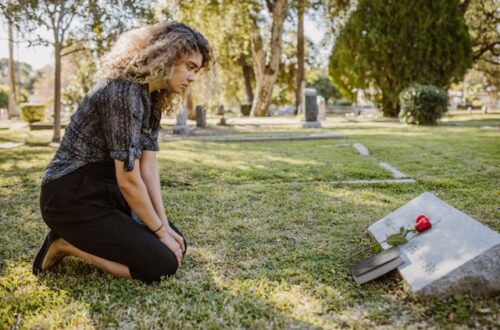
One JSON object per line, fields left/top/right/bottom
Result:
{"left": 415, "top": 215, "right": 432, "bottom": 232}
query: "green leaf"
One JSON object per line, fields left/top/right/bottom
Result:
{"left": 371, "top": 244, "right": 382, "bottom": 254}
{"left": 386, "top": 234, "right": 408, "bottom": 247}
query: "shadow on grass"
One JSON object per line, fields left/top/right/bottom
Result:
{"left": 1, "top": 126, "right": 499, "bottom": 328}
{"left": 1, "top": 254, "right": 327, "bottom": 329}
{"left": 441, "top": 118, "right": 500, "bottom": 127}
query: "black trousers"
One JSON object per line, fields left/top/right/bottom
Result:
{"left": 39, "top": 161, "right": 185, "bottom": 283}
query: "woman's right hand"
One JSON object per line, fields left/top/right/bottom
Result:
{"left": 157, "top": 232, "right": 183, "bottom": 267}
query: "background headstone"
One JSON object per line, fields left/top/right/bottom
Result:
{"left": 215, "top": 104, "right": 224, "bottom": 116}
{"left": 305, "top": 88, "right": 318, "bottom": 121}
{"left": 196, "top": 105, "right": 207, "bottom": 128}
{"left": 317, "top": 95, "right": 326, "bottom": 121}
{"left": 302, "top": 88, "right": 321, "bottom": 128}
{"left": 173, "top": 105, "right": 194, "bottom": 134}
{"left": 368, "top": 192, "right": 500, "bottom": 298}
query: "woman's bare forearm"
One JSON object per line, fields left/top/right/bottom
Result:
{"left": 114, "top": 159, "right": 167, "bottom": 237}
{"left": 140, "top": 151, "right": 169, "bottom": 224}
{"left": 139, "top": 151, "right": 185, "bottom": 252}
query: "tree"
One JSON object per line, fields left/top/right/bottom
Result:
{"left": 1, "top": 1, "right": 154, "bottom": 142}
{"left": 294, "top": 0, "right": 305, "bottom": 115}
{"left": 175, "top": 0, "right": 257, "bottom": 107}
{"left": 1, "top": 1, "right": 86, "bottom": 141}
{"left": 7, "top": 18, "right": 18, "bottom": 118}
{"left": 310, "top": 75, "right": 340, "bottom": 104}
{"left": 0, "top": 85, "right": 8, "bottom": 109}
{"left": 329, "top": 0, "right": 472, "bottom": 117}
{"left": 250, "top": 0, "right": 288, "bottom": 116}
{"left": 0, "top": 59, "right": 41, "bottom": 95}
{"left": 462, "top": 0, "right": 499, "bottom": 90}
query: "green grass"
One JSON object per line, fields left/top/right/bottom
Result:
{"left": 0, "top": 117, "right": 499, "bottom": 329}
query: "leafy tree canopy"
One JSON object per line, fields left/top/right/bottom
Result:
{"left": 329, "top": 0, "right": 472, "bottom": 117}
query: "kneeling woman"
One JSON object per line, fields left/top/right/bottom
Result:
{"left": 33, "top": 22, "right": 212, "bottom": 283}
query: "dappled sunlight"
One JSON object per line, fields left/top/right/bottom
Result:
{"left": 318, "top": 186, "right": 418, "bottom": 210}
{"left": 190, "top": 246, "right": 344, "bottom": 328}
{"left": 160, "top": 141, "right": 323, "bottom": 167}
{"left": 262, "top": 154, "right": 322, "bottom": 166}
{"left": 0, "top": 260, "right": 95, "bottom": 329}
{"left": 218, "top": 278, "right": 331, "bottom": 328}
{"left": 0, "top": 123, "right": 498, "bottom": 328}
{"left": 0, "top": 159, "right": 44, "bottom": 172}
{"left": 157, "top": 139, "right": 392, "bottom": 185}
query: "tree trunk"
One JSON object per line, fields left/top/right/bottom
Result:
{"left": 253, "top": 75, "right": 278, "bottom": 116}
{"left": 52, "top": 43, "right": 62, "bottom": 142}
{"left": 294, "top": 0, "right": 305, "bottom": 115}
{"left": 250, "top": 0, "right": 288, "bottom": 117}
{"left": 242, "top": 63, "right": 254, "bottom": 104}
{"left": 8, "top": 21, "right": 18, "bottom": 119}
{"left": 380, "top": 94, "right": 399, "bottom": 117}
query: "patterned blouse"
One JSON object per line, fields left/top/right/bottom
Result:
{"left": 42, "top": 78, "right": 161, "bottom": 185}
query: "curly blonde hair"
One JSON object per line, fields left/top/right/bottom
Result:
{"left": 94, "top": 22, "right": 212, "bottom": 116}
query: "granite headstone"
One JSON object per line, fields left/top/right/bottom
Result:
{"left": 173, "top": 105, "right": 194, "bottom": 134}
{"left": 303, "top": 88, "right": 321, "bottom": 128}
{"left": 196, "top": 105, "right": 207, "bottom": 128}
{"left": 368, "top": 192, "right": 500, "bottom": 298}
{"left": 317, "top": 95, "right": 326, "bottom": 121}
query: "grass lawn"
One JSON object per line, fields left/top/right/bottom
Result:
{"left": 0, "top": 116, "right": 499, "bottom": 329}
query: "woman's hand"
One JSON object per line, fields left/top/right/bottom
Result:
{"left": 166, "top": 225, "right": 186, "bottom": 253}
{"left": 157, "top": 231, "right": 183, "bottom": 267}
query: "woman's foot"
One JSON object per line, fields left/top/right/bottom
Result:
{"left": 33, "top": 231, "right": 68, "bottom": 274}
{"left": 41, "top": 238, "right": 68, "bottom": 270}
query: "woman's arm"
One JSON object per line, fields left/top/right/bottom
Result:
{"left": 139, "top": 151, "right": 186, "bottom": 252}
{"left": 114, "top": 159, "right": 183, "bottom": 264}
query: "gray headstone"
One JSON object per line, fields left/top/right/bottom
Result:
{"left": 368, "top": 192, "right": 500, "bottom": 298}
{"left": 302, "top": 88, "right": 321, "bottom": 128}
{"left": 215, "top": 104, "right": 224, "bottom": 116}
{"left": 176, "top": 105, "right": 188, "bottom": 126}
{"left": 317, "top": 95, "right": 326, "bottom": 121}
{"left": 196, "top": 105, "right": 207, "bottom": 128}
{"left": 305, "top": 88, "right": 319, "bottom": 122}
{"left": 173, "top": 105, "right": 194, "bottom": 134}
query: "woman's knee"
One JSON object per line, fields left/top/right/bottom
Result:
{"left": 133, "top": 249, "right": 179, "bottom": 283}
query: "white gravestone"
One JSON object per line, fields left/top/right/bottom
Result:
{"left": 173, "top": 105, "right": 194, "bottom": 134}
{"left": 368, "top": 192, "right": 500, "bottom": 298}
{"left": 317, "top": 95, "right": 326, "bottom": 121}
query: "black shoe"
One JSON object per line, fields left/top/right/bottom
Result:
{"left": 32, "top": 231, "right": 60, "bottom": 275}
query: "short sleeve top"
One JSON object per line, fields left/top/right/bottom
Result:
{"left": 42, "top": 78, "right": 161, "bottom": 185}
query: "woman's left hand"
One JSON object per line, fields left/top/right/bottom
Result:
{"left": 166, "top": 225, "right": 186, "bottom": 253}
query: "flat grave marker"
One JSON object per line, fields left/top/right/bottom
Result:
{"left": 368, "top": 192, "right": 500, "bottom": 298}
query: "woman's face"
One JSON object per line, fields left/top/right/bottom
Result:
{"left": 166, "top": 52, "right": 203, "bottom": 94}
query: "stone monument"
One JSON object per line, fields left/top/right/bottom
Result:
{"left": 215, "top": 104, "right": 224, "bottom": 116}
{"left": 196, "top": 105, "right": 207, "bottom": 128}
{"left": 368, "top": 192, "right": 500, "bottom": 298}
{"left": 317, "top": 95, "right": 326, "bottom": 121}
{"left": 172, "top": 105, "right": 194, "bottom": 134}
{"left": 302, "top": 88, "right": 321, "bottom": 128}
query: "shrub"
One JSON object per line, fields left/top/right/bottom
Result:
{"left": 399, "top": 84, "right": 448, "bottom": 125}
{"left": 0, "top": 85, "right": 8, "bottom": 109}
{"left": 20, "top": 103, "right": 46, "bottom": 123}
{"left": 240, "top": 103, "right": 252, "bottom": 116}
